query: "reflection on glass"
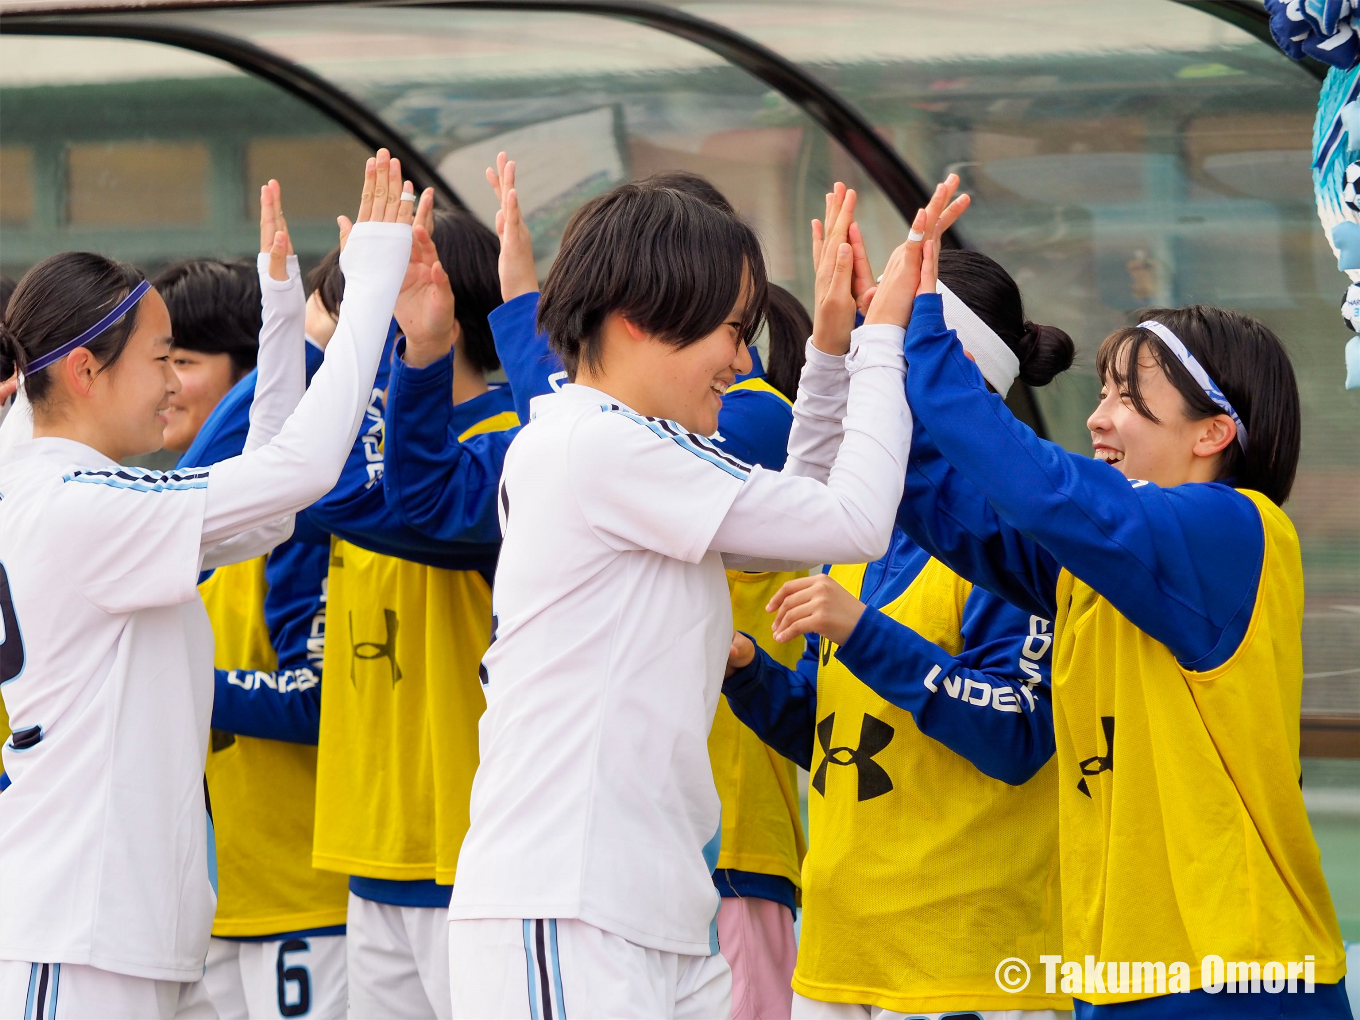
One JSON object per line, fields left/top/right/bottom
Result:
{"left": 67, "top": 140, "right": 210, "bottom": 227}
{"left": 245, "top": 135, "right": 373, "bottom": 221}
{"left": 150, "top": 4, "right": 910, "bottom": 308}
{"left": 0, "top": 145, "right": 34, "bottom": 226}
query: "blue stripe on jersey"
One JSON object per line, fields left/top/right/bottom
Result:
{"left": 62, "top": 466, "right": 210, "bottom": 492}
{"left": 603, "top": 406, "right": 751, "bottom": 480}
{"left": 548, "top": 920, "right": 565, "bottom": 1020}
{"left": 46, "top": 964, "right": 58, "bottom": 1020}
{"left": 522, "top": 920, "right": 541, "bottom": 1020}
{"left": 23, "top": 963, "right": 38, "bottom": 1020}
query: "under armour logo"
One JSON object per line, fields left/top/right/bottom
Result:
{"left": 811, "top": 711, "right": 895, "bottom": 802}
{"left": 350, "top": 608, "right": 402, "bottom": 686}
{"left": 1076, "top": 715, "right": 1114, "bottom": 798}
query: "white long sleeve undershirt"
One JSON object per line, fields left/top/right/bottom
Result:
{"left": 201, "top": 222, "right": 411, "bottom": 547}
{"left": 715, "top": 323, "right": 910, "bottom": 571}
{"left": 198, "top": 253, "right": 309, "bottom": 569}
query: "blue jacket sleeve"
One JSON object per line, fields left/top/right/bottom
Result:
{"left": 897, "top": 421, "right": 1061, "bottom": 621}
{"left": 303, "top": 327, "right": 501, "bottom": 571}
{"left": 210, "top": 537, "right": 328, "bottom": 744}
{"left": 901, "top": 294, "right": 1263, "bottom": 671}
{"left": 714, "top": 389, "right": 793, "bottom": 472}
{"left": 834, "top": 585, "right": 1055, "bottom": 784}
{"left": 379, "top": 343, "right": 516, "bottom": 545}
{"left": 489, "top": 292, "right": 565, "bottom": 425}
{"left": 721, "top": 633, "right": 821, "bottom": 771}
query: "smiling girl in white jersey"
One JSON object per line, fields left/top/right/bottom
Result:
{"left": 0, "top": 150, "right": 442, "bottom": 1020}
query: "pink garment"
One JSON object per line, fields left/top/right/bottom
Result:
{"left": 718, "top": 896, "right": 798, "bottom": 1020}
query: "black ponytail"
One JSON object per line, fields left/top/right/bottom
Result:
{"left": 1098, "top": 305, "right": 1301, "bottom": 507}
{"left": 4, "top": 252, "right": 146, "bottom": 406}
{"left": 937, "top": 249, "right": 1074, "bottom": 388}
{"left": 764, "top": 284, "right": 811, "bottom": 402}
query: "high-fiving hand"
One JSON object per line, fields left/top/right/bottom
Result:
{"left": 337, "top": 148, "right": 419, "bottom": 250}
{"left": 487, "top": 152, "right": 539, "bottom": 302}
{"left": 259, "top": 179, "right": 294, "bottom": 283}
{"left": 809, "top": 183, "right": 859, "bottom": 356}
{"left": 863, "top": 174, "right": 969, "bottom": 328}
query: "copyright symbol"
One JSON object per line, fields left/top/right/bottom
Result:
{"left": 995, "top": 957, "right": 1031, "bottom": 993}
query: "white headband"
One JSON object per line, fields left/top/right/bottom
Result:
{"left": 936, "top": 281, "right": 1020, "bottom": 396}
{"left": 1137, "top": 320, "right": 1248, "bottom": 452}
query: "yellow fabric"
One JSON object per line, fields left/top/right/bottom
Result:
{"left": 795, "top": 558, "right": 1065, "bottom": 1013}
{"left": 200, "top": 558, "right": 349, "bottom": 937}
{"left": 710, "top": 570, "right": 808, "bottom": 891}
{"left": 727, "top": 377, "right": 793, "bottom": 406}
{"left": 314, "top": 541, "right": 491, "bottom": 883}
{"left": 459, "top": 409, "right": 520, "bottom": 442}
{"left": 1051, "top": 489, "right": 1345, "bottom": 1003}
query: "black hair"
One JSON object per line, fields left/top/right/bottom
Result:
{"left": 0, "top": 252, "right": 145, "bottom": 406}
{"left": 764, "top": 284, "right": 810, "bottom": 402}
{"left": 637, "top": 170, "right": 734, "bottom": 215}
{"left": 538, "top": 183, "right": 768, "bottom": 378}
{"left": 0, "top": 275, "right": 15, "bottom": 323}
{"left": 1097, "top": 306, "right": 1301, "bottom": 506}
{"left": 309, "top": 247, "right": 345, "bottom": 321}
{"left": 429, "top": 208, "right": 503, "bottom": 374}
{"left": 152, "top": 259, "right": 260, "bottom": 378}
{"left": 937, "top": 249, "right": 1074, "bottom": 387}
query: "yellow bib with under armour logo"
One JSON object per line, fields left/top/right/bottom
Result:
{"left": 795, "top": 557, "right": 1065, "bottom": 1013}
{"left": 200, "top": 557, "right": 349, "bottom": 936}
{"left": 314, "top": 540, "right": 491, "bottom": 883}
{"left": 709, "top": 569, "right": 808, "bottom": 891}
{"left": 1051, "top": 489, "right": 1345, "bottom": 1003}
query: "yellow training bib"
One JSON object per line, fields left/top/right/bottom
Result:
{"left": 1051, "top": 489, "right": 1345, "bottom": 1003}
{"left": 795, "top": 558, "right": 1065, "bottom": 1014}
{"left": 200, "top": 557, "right": 349, "bottom": 937}
{"left": 314, "top": 540, "right": 491, "bottom": 883}
{"left": 710, "top": 570, "right": 808, "bottom": 891}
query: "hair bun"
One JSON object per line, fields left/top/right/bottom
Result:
{"left": 0, "top": 320, "right": 24, "bottom": 383}
{"left": 1017, "top": 320, "right": 1075, "bottom": 387}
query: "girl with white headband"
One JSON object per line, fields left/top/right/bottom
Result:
{"left": 0, "top": 150, "right": 440, "bottom": 1019}
{"left": 892, "top": 220, "right": 1349, "bottom": 1017}
{"left": 726, "top": 178, "right": 1078, "bottom": 1020}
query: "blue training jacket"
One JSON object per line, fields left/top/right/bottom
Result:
{"left": 897, "top": 294, "right": 1264, "bottom": 673}
{"left": 181, "top": 342, "right": 330, "bottom": 745}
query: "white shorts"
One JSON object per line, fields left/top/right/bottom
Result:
{"left": 0, "top": 960, "right": 216, "bottom": 1020}
{"left": 448, "top": 917, "right": 732, "bottom": 1020}
{"left": 204, "top": 935, "right": 346, "bottom": 1020}
{"left": 346, "top": 894, "right": 450, "bottom": 1019}
{"left": 791, "top": 994, "right": 1072, "bottom": 1020}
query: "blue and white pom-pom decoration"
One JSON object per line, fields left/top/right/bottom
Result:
{"left": 1268, "top": 0, "right": 1360, "bottom": 69}
{"left": 1264, "top": 2, "right": 1360, "bottom": 386}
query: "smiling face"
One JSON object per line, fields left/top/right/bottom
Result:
{"left": 163, "top": 347, "right": 239, "bottom": 453}
{"left": 93, "top": 288, "right": 182, "bottom": 459}
{"left": 1088, "top": 341, "right": 1233, "bottom": 489}
{"left": 657, "top": 293, "right": 754, "bottom": 436}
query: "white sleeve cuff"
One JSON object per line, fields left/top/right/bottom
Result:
{"left": 256, "top": 252, "right": 301, "bottom": 289}
{"left": 802, "top": 338, "right": 847, "bottom": 371}
{"left": 846, "top": 323, "right": 906, "bottom": 374}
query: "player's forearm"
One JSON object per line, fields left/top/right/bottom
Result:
{"left": 489, "top": 292, "right": 564, "bottom": 426}
{"left": 713, "top": 326, "right": 910, "bottom": 566}
{"left": 202, "top": 223, "right": 411, "bottom": 545}
{"left": 721, "top": 641, "right": 818, "bottom": 770}
{"left": 212, "top": 666, "right": 321, "bottom": 744}
{"left": 782, "top": 340, "right": 847, "bottom": 481}
{"left": 243, "top": 254, "right": 306, "bottom": 454}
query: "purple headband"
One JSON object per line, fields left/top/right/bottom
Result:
{"left": 26, "top": 279, "right": 152, "bottom": 374}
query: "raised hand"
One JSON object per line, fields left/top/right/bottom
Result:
{"left": 259, "top": 179, "right": 294, "bottom": 282}
{"left": 337, "top": 148, "right": 418, "bottom": 250}
{"left": 863, "top": 173, "right": 968, "bottom": 327}
{"left": 810, "top": 184, "right": 858, "bottom": 355}
{"left": 394, "top": 189, "right": 455, "bottom": 370}
{"left": 486, "top": 151, "right": 538, "bottom": 302}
